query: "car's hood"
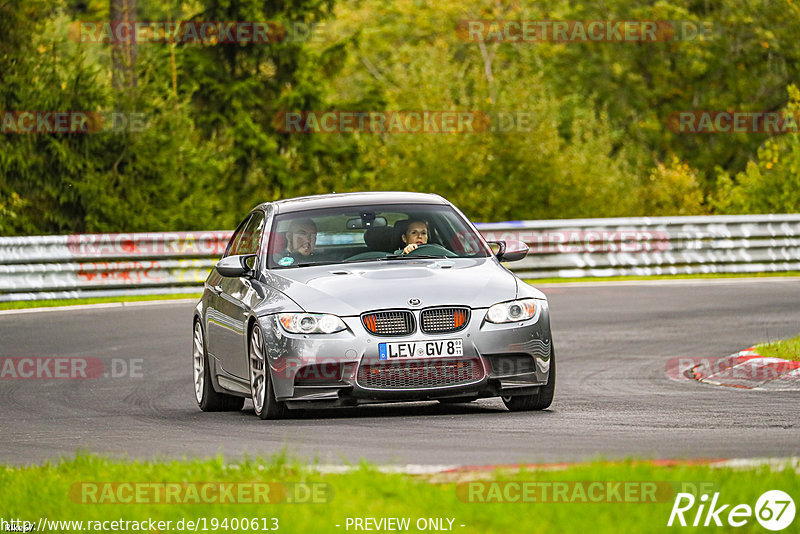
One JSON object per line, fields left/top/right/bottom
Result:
{"left": 264, "top": 258, "right": 530, "bottom": 316}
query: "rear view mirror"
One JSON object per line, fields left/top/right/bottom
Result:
{"left": 346, "top": 216, "right": 387, "bottom": 229}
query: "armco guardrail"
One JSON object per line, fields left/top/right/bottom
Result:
{"left": 0, "top": 232, "right": 231, "bottom": 302}
{"left": 1, "top": 215, "right": 799, "bottom": 301}
{"left": 479, "top": 214, "right": 800, "bottom": 279}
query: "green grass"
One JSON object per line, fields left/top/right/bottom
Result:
{"left": 0, "top": 293, "right": 202, "bottom": 311}
{"left": 756, "top": 334, "right": 800, "bottom": 362}
{"left": 525, "top": 271, "right": 800, "bottom": 284}
{"left": 0, "top": 454, "right": 797, "bottom": 533}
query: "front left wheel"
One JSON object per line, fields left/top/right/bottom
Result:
{"left": 193, "top": 320, "right": 245, "bottom": 412}
{"left": 502, "top": 347, "right": 555, "bottom": 412}
{"left": 249, "top": 324, "right": 287, "bottom": 420}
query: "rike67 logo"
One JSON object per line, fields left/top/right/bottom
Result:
{"left": 668, "top": 490, "right": 795, "bottom": 530}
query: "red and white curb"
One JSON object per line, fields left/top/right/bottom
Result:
{"left": 309, "top": 457, "right": 800, "bottom": 476}
{"left": 666, "top": 348, "right": 800, "bottom": 390}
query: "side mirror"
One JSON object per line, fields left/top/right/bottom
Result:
{"left": 216, "top": 254, "right": 257, "bottom": 277}
{"left": 487, "top": 240, "right": 529, "bottom": 262}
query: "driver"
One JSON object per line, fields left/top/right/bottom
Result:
{"left": 278, "top": 218, "right": 318, "bottom": 263}
{"left": 396, "top": 220, "right": 429, "bottom": 255}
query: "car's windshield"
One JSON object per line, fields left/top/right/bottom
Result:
{"left": 267, "top": 203, "right": 491, "bottom": 268}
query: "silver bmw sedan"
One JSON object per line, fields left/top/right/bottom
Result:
{"left": 192, "top": 192, "right": 554, "bottom": 419}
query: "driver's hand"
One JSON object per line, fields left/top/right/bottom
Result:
{"left": 402, "top": 243, "right": 419, "bottom": 255}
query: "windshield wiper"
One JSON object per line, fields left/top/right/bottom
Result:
{"left": 289, "top": 260, "right": 342, "bottom": 268}
{"left": 338, "top": 255, "right": 451, "bottom": 264}
{"left": 378, "top": 254, "right": 443, "bottom": 260}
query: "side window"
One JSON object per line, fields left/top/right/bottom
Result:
{"left": 233, "top": 212, "right": 266, "bottom": 256}
{"left": 223, "top": 215, "right": 252, "bottom": 258}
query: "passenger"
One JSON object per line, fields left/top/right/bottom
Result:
{"left": 396, "top": 220, "right": 429, "bottom": 255}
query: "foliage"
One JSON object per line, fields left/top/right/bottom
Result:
{"left": 0, "top": 0, "right": 353, "bottom": 234}
{"left": 530, "top": 0, "right": 800, "bottom": 187}
{"left": 302, "top": 0, "right": 639, "bottom": 220}
{"left": 1, "top": 0, "right": 799, "bottom": 235}
{"left": 637, "top": 155, "right": 706, "bottom": 216}
{"left": 712, "top": 85, "right": 800, "bottom": 214}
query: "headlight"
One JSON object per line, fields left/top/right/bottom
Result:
{"left": 278, "top": 313, "right": 347, "bottom": 334}
{"left": 485, "top": 299, "right": 538, "bottom": 324}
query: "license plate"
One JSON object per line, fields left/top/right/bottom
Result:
{"left": 378, "top": 339, "right": 463, "bottom": 359}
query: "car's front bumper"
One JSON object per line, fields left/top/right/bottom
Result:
{"left": 258, "top": 301, "right": 552, "bottom": 408}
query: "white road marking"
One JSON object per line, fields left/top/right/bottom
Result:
{"left": 0, "top": 298, "right": 198, "bottom": 316}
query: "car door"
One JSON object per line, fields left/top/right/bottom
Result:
{"left": 210, "top": 211, "right": 266, "bottom": 379}
{"left": 205, "top": 214, "right": 249, "bottom": 363}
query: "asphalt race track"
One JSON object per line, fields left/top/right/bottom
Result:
{"left": 1, "top": 278, "right": 799, "bottom": 466}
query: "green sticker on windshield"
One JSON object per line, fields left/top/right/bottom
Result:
{"left": 278, "top": 256, "right": 294, "bottom": 266}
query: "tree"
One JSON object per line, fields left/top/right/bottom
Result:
{"left": 712, "top": 86, "right": 800, "bottom": 214}
{"left": 110, "top": 0, "right": 137, "bottom": 90}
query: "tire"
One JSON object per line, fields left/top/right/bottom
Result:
{"left": 193, "top": 320, "right": 245, "bottom": 412}
{"left": 501, "top": 347, "right": 555, "bottom": 411}
{"left": 249, "top": 324, "right": 287, "bottom": 420}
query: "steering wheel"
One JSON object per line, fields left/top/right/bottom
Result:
{"left": 406, "top": 243, "right": 459, "bottom": 258}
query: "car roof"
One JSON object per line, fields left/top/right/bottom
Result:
{"left": 256, "top": 192, "right": 449, "bottom": 215}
